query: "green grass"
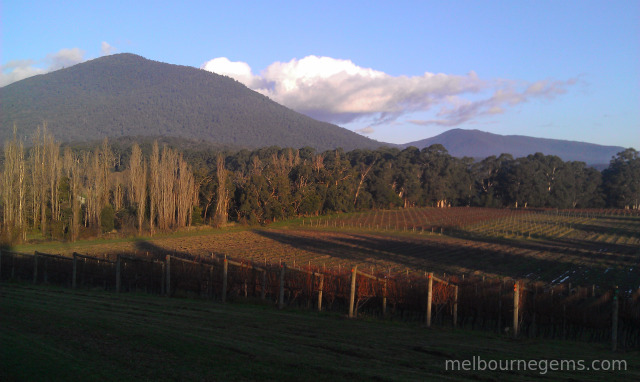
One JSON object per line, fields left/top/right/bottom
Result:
{"left": 1, "top": 282, "right": 638, "bottom": 381}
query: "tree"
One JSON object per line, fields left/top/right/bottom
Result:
{"left": 2, "top": 127, "right": 27, "bottom": 242}
{"left": 129, "top": 143, "right": 147, "bottom": 235}
{"left": 602, "top": 149, "right": 640, "bottom": 209}
{"left": 149, "top": 140, "right": 160, "bottom": 234}
{"left": 63, "top": 147, "right": 81, "bottom": 242}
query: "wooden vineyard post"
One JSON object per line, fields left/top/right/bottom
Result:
{"left": 242, "top": 263, "right": 248, "bottom": 298}
{"left": 278, "top": 263, "right": 286, "bottom": 310}
{"left": 222, "top": 256, "right": 228, "bottom": 303}
{"left": 426, "top": 272, "right": 433, "bottom": 328}
{"left": 513, "top": 282, "right": 519, "bottom": 338}
{"left": 33, "top": 252, "right": 38, "bottom": 284}
{"left": 453, "top": 285, "right": 458, "bottom": 328}
{"left": 612, "top": 286, "right": 619, "bottom": 352}
{"left": 348, "top": 266, "right": 357, "bottom": 318}
{"left": 43, "top": 256, "right": 48, "bottom": 284}
{"left": 72, "top": 253, "right": 78, "bottom": 289}
{"left": 317, "top": 274, "right": 324, "bottom": 311}
{"left": 382, "top": 278, "right": 387, "bottom": 316}
{"left": 116, "top": 254, "right": 121, "bottom": 293}
{"left": 261, "top": 269, "right": 267, "bottom": 301}
{"left": 209, "top": 265, "right": 214, "bottom": 298}
{"left": 165, "top": 255, "right": 171, "bottom": 297}
{"left": 160, "top": 262, "right": 165, "bottom": 296}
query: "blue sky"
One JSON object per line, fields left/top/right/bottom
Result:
{"left": 2, "top": 1, "right": 638, "bottom": 149}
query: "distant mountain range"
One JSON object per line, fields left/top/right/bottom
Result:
{"left": 0, "top": 53, "right": 383, "bottom": 151}
{"left": 403, "top": 129, "right": 625, "bottom": 167}
{"left": 0, "top": 54, "right": 626, "bottom": 167}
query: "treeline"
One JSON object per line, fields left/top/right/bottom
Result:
{"left": 1, "top": 127, "right": 196, "bottom": 243}
{"left": 1, "top": 128, "right": 639, "bottom": 243}
{"left": 198, "top": 144, "right": 638, "bottom": 225}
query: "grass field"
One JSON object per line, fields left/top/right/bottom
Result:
{"left": 2, "top": 282, "right": 638, "bottom": 381}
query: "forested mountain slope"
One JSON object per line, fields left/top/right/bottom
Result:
{"left": 0, "top": 53, "right": 384, "bottom": 151}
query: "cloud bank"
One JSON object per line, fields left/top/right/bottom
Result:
{"left": 202, "top": 56, "right": 575, "bottom": 127}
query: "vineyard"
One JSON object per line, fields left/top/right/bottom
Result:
{"left": 3, "top": 207, "right": 639, "bottom": 348}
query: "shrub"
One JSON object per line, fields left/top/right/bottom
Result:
{"left": 100, "top": 204, "right": 116, "bottom": 233}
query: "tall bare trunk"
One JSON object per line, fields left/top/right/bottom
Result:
{"left": 213, "top": 154, "right": 229, "bottom": 227}
{"left": 2, "top": 127, "right": 26, "bottom": 242}
{"left": 149, "top": 141, "right": 159, "bottom": 235}
{"left": 129, "top": 144, "right": 147, "bottom": 235}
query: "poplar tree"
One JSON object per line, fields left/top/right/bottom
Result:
{"left": 213, "top": 154, "right": 229, "bottom": 226}
{"left": 2, "top": 127, "right": 26, "bottom": 242}
{"left": 149, "top": 140, "right": 160, "bottom": 234}
{"left": 63, "top": 147, "right": 81, "bottom": 242}
{"left": 129, "top": 143, "right": 147, "bottom": 235}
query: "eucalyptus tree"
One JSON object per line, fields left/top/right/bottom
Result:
{"left": 602, "top": 148, "right": 640, "bottom": 209}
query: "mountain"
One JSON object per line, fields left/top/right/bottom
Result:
{"left": 404, "top": 129, "right": 625, "bottom": 166}
{"left": 0, "top": 53, "right": 383, "bottom": 151}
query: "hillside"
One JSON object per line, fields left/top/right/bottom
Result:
{"left": 404, "top": 129, "right": 625, "bottom": 166}
{"left": 0, "top": 53, "right": 383, "bottom": 151}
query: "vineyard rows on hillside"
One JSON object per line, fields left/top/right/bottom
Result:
{"left": 19, "top": 208, "right": 639, "bottom": 291}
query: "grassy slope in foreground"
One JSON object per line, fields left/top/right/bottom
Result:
{"left": 1, "top": 283, "right": 638, "bottom": 381}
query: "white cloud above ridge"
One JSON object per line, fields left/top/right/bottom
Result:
{"left": 201, "top": 55, "right": 576, "bottom": 128}
{"left": 101, "top": 42, "right": 116, "bottom": 56}
{"left": 47, "top": 48, "right": 85, "bottom": 70}
{"left": 1, "top": 45, "right": 103, "bottom": 87}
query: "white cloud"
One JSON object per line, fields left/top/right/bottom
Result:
{"left": 47, "top": 48, "right": 85, "bottom": 70}
{"left": 101, "top": 42, "right": 116, "bottom": 56}
{"left": 1, "top": 47, "right": 90, "bottom": 87}
{"left": 0, "top": 60, "right": 46, "bottom": 87}
{"left": 202, "top": 55, "right": 575, "bottom": 127}
{"left": 201, "top": 57, "right": 261, "bottom": 88}
{"left": 356, "top": 126, "right": 375, "bottom": 135}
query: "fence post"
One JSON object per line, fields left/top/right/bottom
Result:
{"left": 160, "top": 261, "right": 165, "bottom": 296}
{"left": 43, "top": 256, "right": 48, "bottom": 284}
{"left": 612, "top": 286, "right": 619, "bottom": 352}
{"left": 261, "top": 269, "right": 267, "bottom": 301}
{"left": 453, "top": 285, "right": 458, "bottom": 328}
{"left": 209, "top": 265, "right": 215, "bottom": 299}
{"left": 317, "top": 274, "right": 324, "bottom": 311}
{"left": 222, "top": 256, "right": 228, "bottom": 303}
{"left": 72, "top": 253, "right": 78, "bottom": 289}
{"left": 348, "top": 266, "right": 357, "bottom": 318}
{"left": 165, "top": 255, "right": 171, "bottom": 297}
{"left": 382, "top": 278, "right": 387, "bottom": 316}
{"left": 513, "top": 282, "right": 519, "bottom": 338}
{"left": 278, "top": 263, "right": 286, "bottom": 309}
{"left": 0, "top": 249, "right": 2, "bottom": 282}
{"left": 115, "top": 255, "right": 121, "bottom": 293}
{"left": 426, "top": 272, "right": 433, "bottom": 327}
{"left": 33, "top": 252, "right": 38, "bottom": 284}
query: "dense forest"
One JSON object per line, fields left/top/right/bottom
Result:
{"left": 1, "top": 127, "right": 639, "bottom": 244}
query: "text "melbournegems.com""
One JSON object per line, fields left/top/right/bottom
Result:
{"left": 445, "top": 356, "right": 627, "bottom": 375}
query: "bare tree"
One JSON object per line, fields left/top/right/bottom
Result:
{"left": 176, "top": 153, "right": 194, "bottom": 228}
{"left": 157, "top": 145, "right": 177, "bottom": 230}
{"left": 2, "top": 127, "right": 27, "bottom": 242}
{"left": 149, "top": 140, "right": 160, "bottom": 235}
{"left": 213, "top": 154, "right": 229, "bottom": 226}
{"left": 45, "top": 132, "right": 61, "bottom": 223}
{"left": 29, "top": 126, "right": 45, "bottom": 233}
{"left": 63, "top": 147, "right": 81, "bottom": 242}
{"left": 129, "top": 143, "right": 147, "bottom": 235}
